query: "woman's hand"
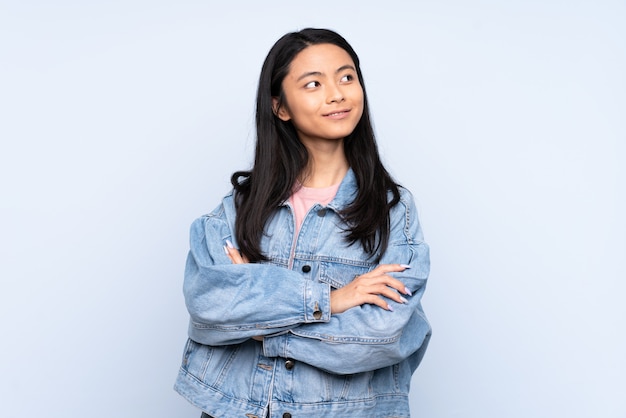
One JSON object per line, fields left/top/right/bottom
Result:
{"left": 330, "top": 264, "right": 412, "bottom": 314}
{"left": 224, "top": 240, "right": 249, "bottom": 264}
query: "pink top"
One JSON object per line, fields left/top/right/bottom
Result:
{"left": 290, "top": 183, "right": 340, "bottom": 235}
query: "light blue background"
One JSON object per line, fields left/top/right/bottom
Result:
{"left": 1, "top": 1, "right": 624, "bottom": 417}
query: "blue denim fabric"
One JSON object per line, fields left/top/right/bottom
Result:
{"left": 174, "top": 169, "right": 431, "bottom": 418}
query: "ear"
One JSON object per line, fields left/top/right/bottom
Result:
{"left": 272, "top": 97, "right": 291, "bottom": 121}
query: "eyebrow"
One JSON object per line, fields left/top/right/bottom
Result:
{"left": 296, "top": 64, "right": 356, "bottom": 82}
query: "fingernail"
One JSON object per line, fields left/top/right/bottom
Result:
{"left": 387, "top": 304, "right": 394, "bottom": 312}
{"left": 400, "top": 296, "right": 408, "bottom": 304}
{"left": 223, "top": 245, "right": 230, "bottom": 255}
{"left": 400, "top": 264, "right": 411, "bottom": 269}
{"left": 404, "top": 287, "right": 413, "bottom": 296}
{"left": 226, "top": 239, "right": 235, "bottom": 249}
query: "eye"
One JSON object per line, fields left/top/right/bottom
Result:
{"left": 340, "top": 74, "right": 354, "bottom": 82}
{"left": 305, "top": 81, "right": 320, "bottom": 89}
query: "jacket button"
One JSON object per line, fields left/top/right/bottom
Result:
{"left": 317, "top": 209, "right": 327, "bottom": 217}
{"left": 285, "top": 359, "right": 295, "bottom": 370}
{"left": 301, "top": 265, "right": 311, "bottom": 273}
{"left": 312, "top": 302, "right": 322, "bottom": 319}
{"left": 283, "top": 413, "right": 292, "bottom": 418}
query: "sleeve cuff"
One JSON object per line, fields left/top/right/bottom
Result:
{"left": 304, "top": 280, "right": 331, "bottom": 323}
{"left": 262, "top": 333, "right": 288, "bottom": 358}
{"left": 262, "top": 280, "right": 329, "bottom": 358}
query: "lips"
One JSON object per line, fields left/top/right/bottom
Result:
{"left": 323, "top": 109, "right": 351, "bottom": 118}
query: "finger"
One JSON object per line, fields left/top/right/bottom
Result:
{"left": 369, "top": 264, "right": 412, "bottom": 295}
{"left": 358, "top": 264, "right": 408, "bottom": 281}
{"left": 364, "top": 295, "right": 396, "bottom": 311}
{"left": 359, "top": 273, "right": 410, "bottom": 296}
{"left": 225, "top": 240, "right": 246, "bottom": 264}
{"left": 368, "top": 283, "right": 408, "bottom": 304}
{"left": 371, "top": 263, "right": 411, "bottom": 275}
{"left": 381, "top": 275, "right": 412, "bottom": 295}
{"left": 227, "top": 246, "right": 245, "bottom": 264}
{"left": 224, "top": 245, "right": 234, "bottom": 262}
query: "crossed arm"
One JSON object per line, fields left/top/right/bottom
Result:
{"left": 185, "top": 193, "right": 430, "bottom": 374}
{"left": 225, "top": 240, "right": 411, "bottom": 316}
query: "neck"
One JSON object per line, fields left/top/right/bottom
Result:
{"left": 299, "top": 139, "right": 349, "bottom": 188}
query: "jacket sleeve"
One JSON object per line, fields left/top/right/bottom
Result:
{"left": 262, "top": 191, "right": 431, "bottom": 375}
{"left": 183, "top": 203, "right": 331, "bottom": 346}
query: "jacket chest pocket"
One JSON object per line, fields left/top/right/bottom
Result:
{"left": 318, "top": 260, "right": 373, "bottom": 289}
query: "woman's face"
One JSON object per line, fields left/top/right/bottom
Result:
{"left": 275, "top": 43, "right": 364, "bottom": 147}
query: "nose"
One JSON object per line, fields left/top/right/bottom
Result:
{"left": 326, "top": 83, "right": 345, "bottom": 104}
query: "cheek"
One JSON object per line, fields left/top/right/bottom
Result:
{"left": 290, "top": 100, "right": 321, "bottom": 125}
{"left": 299, "top": 94, "right": 321, "bottom": 112}
{"left": 353, "top": 92, "right": 365, "bottom": 118}
{"left": 349, "top": 86, "right": 364, "bottom": 110}
{"left": 355, "top": 88, "right": 364, "bottom": 105}
{"left": 285, "top": 92, "right": 315, "bottom": 113}
{"left": 355, "top": 106, "right": 364, "bottom": 122}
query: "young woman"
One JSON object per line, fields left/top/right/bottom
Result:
{"left": 174, "top": 28, "right": 431, "bottom": 418}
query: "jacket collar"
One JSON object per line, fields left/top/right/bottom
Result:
{"left": 279, "top": 168, "right": 357, "bottom": 211}
{"left": 327, "top": 167, "right": 357, "bottom": 211}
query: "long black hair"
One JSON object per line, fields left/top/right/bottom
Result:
{"left": 231, "top": 28, "right": 401, "bottom": 262}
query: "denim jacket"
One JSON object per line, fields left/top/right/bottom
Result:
{"left": 174, "top": 169, "right": 431, "bottom": 418}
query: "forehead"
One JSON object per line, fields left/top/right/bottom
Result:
{"left": 287, "top": 43, "right": 355, "bottom": 75}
